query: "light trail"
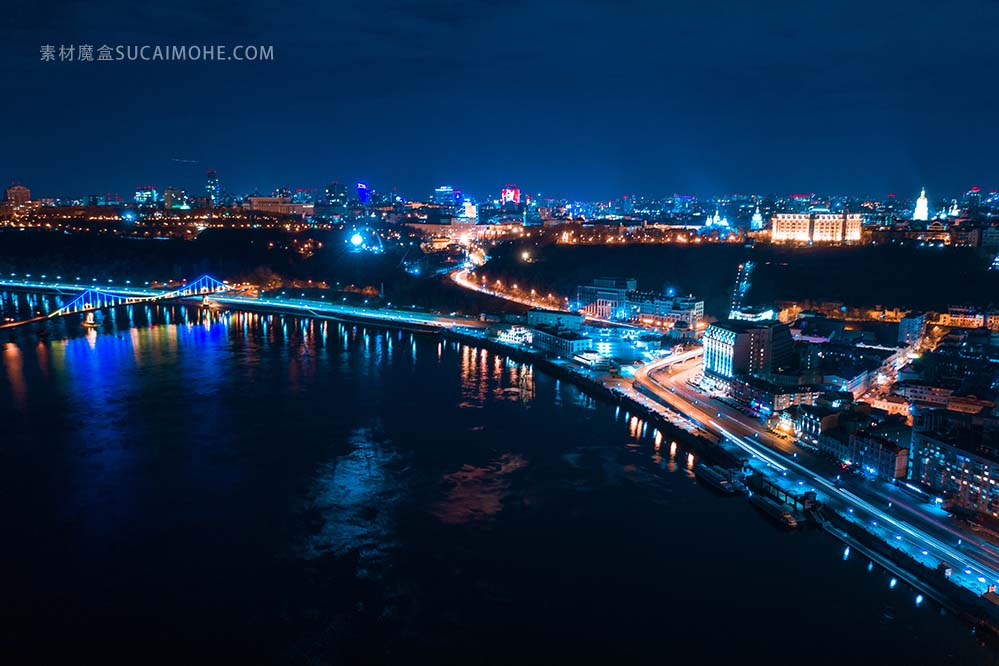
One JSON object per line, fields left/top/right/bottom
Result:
{"left": 633, "top": 355, "right": 999, "bottom": 595}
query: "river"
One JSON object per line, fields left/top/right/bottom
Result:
{"left": 0, "top": 296, "right": 996, "bottom": 664}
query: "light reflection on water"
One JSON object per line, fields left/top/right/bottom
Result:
{"left": 0, "top": 294, "right": 996, "bottom": 663}
{"left": 432, "top": 453, "right": 529, "bottom": 526}
{"left": 304, "top": 426, "right": 401, "bottom": 577}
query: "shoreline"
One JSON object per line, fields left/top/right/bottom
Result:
{"left": 440, "top": 327, "right": 999, "bottom": 640}
{"left": 8, "top": 291, "right": 999, "bottom": 639}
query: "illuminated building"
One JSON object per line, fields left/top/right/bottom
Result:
{"left": 702, "top": 320, "right": 794, "bottom": 383}
{"left": 501, "top": 185, "right": 521, "bottom": 206}
{"left": 730, "top": 306, "right": 775, "bottom": 322}
{"left": 244, "top": 196, "right": 313, "bottom": 218}
{"left": 910, "top": 409, "right": 999, "bottom": 518}
{"left": 291, "top": 189, "right": 314, "bottom": 204}
{"left": 163, "top": 187, "right": 186, "bottom": 209}
{"left": 770, "top": 212, "right": 862, "bottom": 244}
{"left": 5, "top": 184, "right": 30, "bottom": 205}
{"left": 434, "top": 185, "right": 455, "bottom": 206}
{"left": 529, "top": 324, "right": 592, "bottom": 357}
{"left": 356, "top": 182, "right": 370, "bottom": 204}
{"left": 575, "top": 277, "right": 637, "bottom": 319}
{"left": 897, "top": 312, "right": 927, "bottom": 347}
{"left": 205, "top": 170, "right": 220, "bottom": 207}
{"left": 848, "top": 430, "right": 908, "bottom": 479}
{"left": 133, "top": 185, "right": 158, "bottom": 205}
{"left": 913, "top": 188, "right": 929, "bottom": 222}
{"left": 729, "top": 376, "right": 820, "bottom": 414}
{"left": 964, "top": 185, "right": 983, "bottom": 213}
{"left": 625, "top": 292, "right": 704, "bottom": 328}
{"left": 621, "top": 194, "right": 634, "bottom": 215}
{"left": 938, "top": 305, "right": 984, "bottom": 329}
{"left": 750, "top": 204, "right": 764, "bottom": 230}
{"left": 705, "top": 209, "right": 729, "bottom": 228}
{"left": 324, "top": 181, "right": 349, "bottom": 210}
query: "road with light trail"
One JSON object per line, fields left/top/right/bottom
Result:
{"left": 634, "top": 356, "right": 999, "bottom": 597}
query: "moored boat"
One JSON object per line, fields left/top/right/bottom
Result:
{"left": 749, "top": 494, "right": 798, "bottom": 528}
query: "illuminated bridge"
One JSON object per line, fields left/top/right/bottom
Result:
{"left": 0, "top": 275, "right": 487, "bottom": 332}
{"left": 0, "top": 275, "right": 229, "bottom": 329}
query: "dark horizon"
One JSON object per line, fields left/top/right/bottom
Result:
{"left": 4, "top": 1, "right": 999, "bottom": 200}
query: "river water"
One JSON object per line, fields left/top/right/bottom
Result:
{"left": 0, "top": 297, "right": 996, "bottom": 664}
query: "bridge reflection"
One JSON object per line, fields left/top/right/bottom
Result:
{"left": 0, "top": 275, "right": 229, "bottom": 329}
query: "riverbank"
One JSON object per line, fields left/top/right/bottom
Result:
{"left": 442, "top": 328, "right": 741, "bottom": 471}
{"left": 441, "top": 326, "right": 999, "bottom": 639}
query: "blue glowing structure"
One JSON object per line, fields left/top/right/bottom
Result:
{"left": 49, "top": 274, "right": 229, "bottom": 319}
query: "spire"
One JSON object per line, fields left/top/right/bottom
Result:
{"left": 914, "top": 187, "right": 929, "bottom": 222}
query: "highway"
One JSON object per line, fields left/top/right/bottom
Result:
{"left": 633, "top": 356, "right": 999, "bottom": 598}
{"left": 0, "top": 278, "right": 162, "bottom": 297}
{"left": 450, "top": 267, "right": 641, "bottom": 329}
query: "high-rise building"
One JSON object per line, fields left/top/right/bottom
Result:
{"left": 356, "top": 182, "right": 370, "bottom": 205}
{"left": 703, "top": 320, "right": 794, "bottom": 382}
{"left": 5, "top": 184, "right": 30, "bottom": 205}
{"left": 434, "top": 185, "right": 454, "bottom": 205}
{"left": 750, "top": 205, "right": 764, "bottom": 231}
{"left": 134, "top": 185, "right": 158, "bottom": 205}
{"left": 913, "top": 188, "right": 929, "bottom": 222}
{"left": 324, "top": 181, "right": 349, "bottom": 210}
{"left": 205, "top": 170, "right": 220, "bottom": 207}
{"left": 897, "top": 312, "right": 927, "bottom": 347}
{"left": 910, "top": 409, "right": 999, "bottom": 519}
{"left": 964, "top": 185, "right": 983, "bottom": 213}
{"left": 501, "top": 185, "right": 521, "bottom": 206}
{"left": 770, "top": 212, "right": 862, "bottom": 244}
{"left": 163, "top": 187, "right": 186, "bottom": 209}
{"left": 621, "top": 194, "right": 634, "bottom": 215}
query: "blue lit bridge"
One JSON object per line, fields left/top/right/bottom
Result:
{"left": 0, "top": 274, "right": 488, "bottom": 332}
{"left": 0, "top": 275, "right": 229, "bottom": 329}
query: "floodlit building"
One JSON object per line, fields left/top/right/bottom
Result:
{"left": 244, "top": 196, "right": 313, "bottom": 218}
{"left": 771, "top": 212, "right": 862, "bottom": 244}
{"left": 913, "top": 188, "right": 929, "bottom": 222}
{"left": 702, "top": 319, "right": 794, "bottom": 383}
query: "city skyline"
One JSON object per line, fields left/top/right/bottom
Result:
{"left": 6, "top": 171, "right": 998, "bottom": 206}
{"left": 5, "top": 1, "right": 999, "bottom": 198}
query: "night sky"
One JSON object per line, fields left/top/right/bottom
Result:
{"left": 4, "top": 0, "right": 998, "bottom": 200}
